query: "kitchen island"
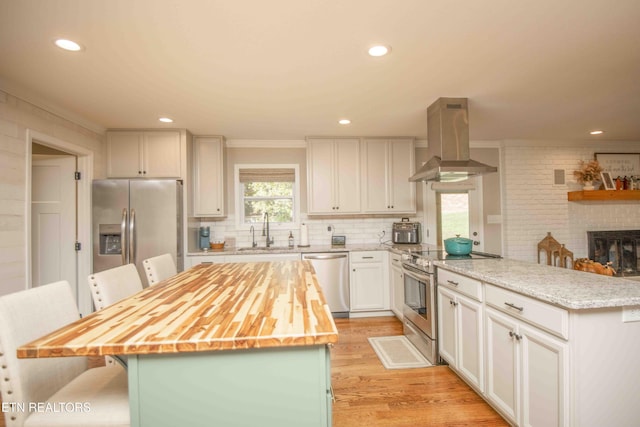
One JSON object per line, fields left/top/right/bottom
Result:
{"left": 434, "top": 258, "right": 640, "bottom": 427}
{"left": 18, "top": 261, "right": 338, "bottom": 427}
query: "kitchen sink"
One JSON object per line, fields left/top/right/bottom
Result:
{"left": 236, "top": 246, "right": 294, "bottom": 252}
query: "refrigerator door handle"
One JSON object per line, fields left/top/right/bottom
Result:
{"left": 121, "top": 208, "right": 128, "bottom": 265}
{"left": 130, "top": 208, "right": 136, "bottom": 265}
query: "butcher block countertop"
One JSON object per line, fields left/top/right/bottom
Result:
{"left": 18, "top": 261, "right": 339, "bottom": 358}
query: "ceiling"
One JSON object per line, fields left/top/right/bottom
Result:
{"left": 1, "top": 0, "right": 639, "bottom": 141}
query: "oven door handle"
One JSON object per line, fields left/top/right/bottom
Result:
{"left": 402, "top": 267, "right": 431, "bottom": 283}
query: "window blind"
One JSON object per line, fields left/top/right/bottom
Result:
{"left": 238, "top": 168, "right": 296, "bottom": 183}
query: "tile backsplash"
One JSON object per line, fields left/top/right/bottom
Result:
{"left": 190, "top": 214, "right": 422, "bottom": 251}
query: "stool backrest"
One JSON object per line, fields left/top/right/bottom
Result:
{"left": 0, "top": 281, "right": 87, "bottom": 426}
{"left": 142, "top": 253, "right": 177, "bottom": 286}
{"left": 88, "top": 264, "right": 143, "bottom": 310}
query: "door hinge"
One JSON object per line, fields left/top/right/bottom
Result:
{"left": 74, "top": 171, "right": 81, "bottom": 180}
{"left": 75, "top": 242, "right": 82, "bottom": 251}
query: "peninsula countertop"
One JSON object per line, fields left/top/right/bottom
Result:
{"left": 18, "top": 261, "right": 339, "bottom": 359}
{"left": 434, "top": 258, "right": 640, "bottom": 310}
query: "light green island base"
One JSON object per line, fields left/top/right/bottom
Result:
{"left": 128, "top": 344, "right": 332, "bottom": 427}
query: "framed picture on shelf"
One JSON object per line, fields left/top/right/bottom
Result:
{"left": 600, "top": 172, "right": 615, "bottom": 190}
{"left": 594, "top": 153, "right": 640, "bottom": 178}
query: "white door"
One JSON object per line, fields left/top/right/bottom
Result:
{"left": 31, "top": 155, "right": 77, "bottom": 294}
{"left": 422, "top": 177, "right": 484, "bottom": 250}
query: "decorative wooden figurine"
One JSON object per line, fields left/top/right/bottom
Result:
{"left": 555, "top": 244, "right": 574, "bottom": 268}
{"left": 537, "top": 232, "right": 562, "bottom": 266}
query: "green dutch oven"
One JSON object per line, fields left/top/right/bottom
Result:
{"left": 444, "top": 235, "right": 473, "bottom": 255}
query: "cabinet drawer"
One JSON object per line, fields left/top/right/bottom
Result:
{"left": 350, "top": 251, "right": 383, "bottom": 263}
{"left": 437, "top": 269, "right": 482, "bottom": 302}
{"left": 485, "top": 284, "right": 569, "bottom": 339}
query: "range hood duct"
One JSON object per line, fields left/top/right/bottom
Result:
{"left": 410, "top": 97, "right": 497, "bottom": 182}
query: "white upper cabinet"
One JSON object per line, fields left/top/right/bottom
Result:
{"left": 191, "top": 136, "right": 226, "bottom": 217}
{"left": 107, "top": 130, "right": 182, "bottom": 178}
{"left": 307, "top": 138, "right": 361, "bottom": 215}
{"left": 361, "top": 138, "right": 416, "bottom": 214}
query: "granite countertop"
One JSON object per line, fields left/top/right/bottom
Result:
{"left": 434, "top": 258, "right": 640, "bottom": 310}
{"left": 188, "top": 242, "right": 415, "bottom": 256}
{"left": 18, "top": 261, "right": 339, "bottom": 358}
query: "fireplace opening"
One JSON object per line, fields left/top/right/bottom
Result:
{"left": 588, "top": 230, "right": 640, "bottom": 277}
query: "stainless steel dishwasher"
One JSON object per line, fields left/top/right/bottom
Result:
{"left": 302, "top": 252, "right": 349, "bottom": 317}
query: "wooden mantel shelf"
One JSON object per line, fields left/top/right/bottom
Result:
{"left": 568, "top": 190, "right": 640, "bottom": 201}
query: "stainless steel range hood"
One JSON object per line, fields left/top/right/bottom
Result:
{"left": 410, "top": 97, "right": 497, "bottom": 182}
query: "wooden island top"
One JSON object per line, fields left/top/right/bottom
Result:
{"left": 18, "top": 260, "right": 339, "bottom": 358}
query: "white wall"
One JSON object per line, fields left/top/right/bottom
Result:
{"left": 0, "top": 90, "right": 104, "bottom": 296}
{"left": 199, "top": 144, "right": 422, "bottom": 249}
{"left": 502, "top": 140, "right": 640, "bottom": 262}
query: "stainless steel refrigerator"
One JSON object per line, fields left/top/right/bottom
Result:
{"left": 92, "top": 179, "right": 183, "bottom": 280}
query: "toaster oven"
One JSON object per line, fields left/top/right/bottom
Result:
{"left": 392, "top": 222, "right": 421, "bottom": 244}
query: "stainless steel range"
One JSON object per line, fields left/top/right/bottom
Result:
{"left": 402, "top": 248, "right": 501, "bottom": 364}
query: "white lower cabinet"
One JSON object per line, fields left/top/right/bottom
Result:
{"left": 485, "top": 306, "right": 568, "bottom": 427}
{"left": 437, "top": 285, "right": 484, "bottom": 392}
{"left": 185, "top": 255, "right": 227, "bottom": 268}
{"left": 186, "top": 253, "right": 301, "bottom": 268}
{"left": 225, "top": 253, "right": 301, "bottom": 263}
{"left": 389, "top": 253, "right": 404, "bottom": 319}
{"left": 350, "top": 251, "right": 389, "bottom": 312}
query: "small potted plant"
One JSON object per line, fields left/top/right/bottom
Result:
{"left": 573, "top": 160, "right": 603, "bottom": 190}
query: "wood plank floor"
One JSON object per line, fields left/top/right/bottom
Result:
{"left": 1, "top": 316, "right": 507, "bottom": 427}
{"left": 332, "top": 316, "right": 508, "bottom": 427}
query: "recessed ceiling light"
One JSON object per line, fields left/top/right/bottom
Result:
{"left": 590, "top": 130, "right": 604, "bottom": 135}
{"left": 338, "top": 119, "right": 351, "bottom": 125}
{"left": 54, "top": 39, "right": 83, "bottom": 52}
{"left": 159, "top": 117, "right": 174, "bottom": 123}
{"left": 368, "top": 45, "right": 391, "bottom": 57}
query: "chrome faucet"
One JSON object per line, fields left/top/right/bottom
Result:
{"left": 262, "top": 212, "right": 274, "bottom": 247}
{"left": 250, "top": 225, "right": 257, "bottom": 247}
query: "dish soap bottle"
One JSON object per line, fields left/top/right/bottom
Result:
{"left": 288, "top": 231, "right": 294, "bottom": 248}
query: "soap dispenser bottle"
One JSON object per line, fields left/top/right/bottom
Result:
{"left": 288, "top": 231, "right": 294, "bottom": 248}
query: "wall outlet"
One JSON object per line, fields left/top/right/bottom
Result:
{"left": 622, "top": 306, "right": 640, "bottom": 323}
{"left": 326, "top": 225, "right": 334, "bottom": 236}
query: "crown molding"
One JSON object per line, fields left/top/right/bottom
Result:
{"left": 226, "top": 139, "right": 306, "bottom": 148}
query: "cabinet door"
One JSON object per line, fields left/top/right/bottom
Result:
{"left": 193, "top": 137, "right": 225, "bottom": 217}
{"left": 224, "top": 253, "right": 301, "bottom": 263}
{"left": 107, "top": 132, "right": 143, "bottom": 177}
{"left": 520, "top": 324, "right": 568, "bottom": 427}
{"left": 350, "top": 262, "right": 385, "bottom": 311}
{"left": 361, "top": 139, "right": 389, "bottom": 213}
{"left": 187, "top": 256, "right": 227, "bottom": 268}
{"left": 142, "top": 131, "right": 182, "bottom": 178}
{"left": 437, "top": 286, "right": 457, "bottom": 366}
{"left": 307, "top": 140, "right": 336, "bottom": 214}
{"left": 388, "top": 139, "right": 416, "bottom": 213}
{"left": 334, "top": 139, "right": 361, "bottom": 213}
{"left": 485, "top": 308, "right": 519, "bottom": 424}
{"left": 391, "top": 265, "right": 404, "bottom": 319}
{"left": 457, "top": 294, "right": 484, "bottom": 392}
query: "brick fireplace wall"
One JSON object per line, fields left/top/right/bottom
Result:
{"left": 502, "top": 139, "right": 640, "bottom": 263}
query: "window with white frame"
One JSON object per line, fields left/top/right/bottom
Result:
{"left": 235, "top": 165, "right": 299, "bottom": 227}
